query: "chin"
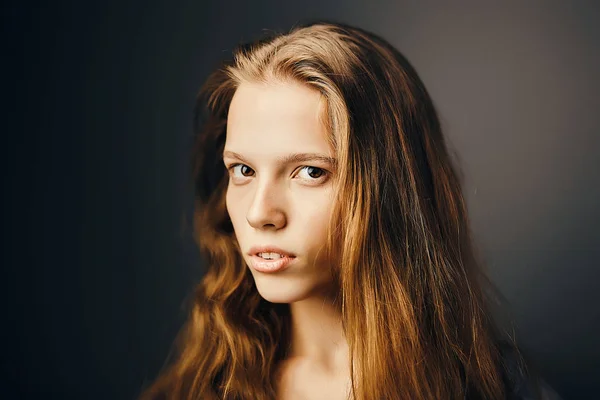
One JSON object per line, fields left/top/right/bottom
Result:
{"left": 253, "top": 279, "right": 310, "bottom": 304}
{"left": 248, "top": 271, "right": 311, "bottom": 303}
{"left": 245, "top": 256, "right": 336, "bottom": 303}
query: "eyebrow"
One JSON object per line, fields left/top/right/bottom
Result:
{"left": 223, "top": 150, "right": 337, "bottom": 168}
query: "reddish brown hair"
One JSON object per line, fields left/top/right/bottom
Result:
{"left": 140, "top": 21, "right": 525, "bottom": 399}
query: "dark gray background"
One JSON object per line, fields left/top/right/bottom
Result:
{"left": 3, "top": 1, "right": 598, "bottom": 399}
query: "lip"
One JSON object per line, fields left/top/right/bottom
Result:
{"left": 248, "top": 245, "right": 296, "bottom": 258}
{"left": 247, "top": 245, "right": 297, "bottom": 273}
{"left": 249, "top": 254, "right": 296, "bottom": 273}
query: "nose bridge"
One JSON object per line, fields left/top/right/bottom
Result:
{"left": 246, "top": 174, "right": 286, "bottom": 229}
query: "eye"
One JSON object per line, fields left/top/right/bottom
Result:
{"left": 230, "top": 164, "right": 254, "bottom": 178}
{"left": 297, "top": 166, "right": 327, "bottom": 180}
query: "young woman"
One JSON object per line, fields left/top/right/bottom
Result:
{"left": 141, "top": 21, "right": 554, "bottom": 399}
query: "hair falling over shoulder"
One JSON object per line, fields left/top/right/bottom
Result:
{"left": 139, "top": 21, "right": 528, "bottom": 400}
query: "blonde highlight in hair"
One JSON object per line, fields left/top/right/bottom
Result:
{"left": 140, "top": 21, "right": 522, "bottom": 400}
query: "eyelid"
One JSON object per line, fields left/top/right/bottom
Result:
{"left": 296, "top": 165, "right": 329, "bottom": 181}
{"left": 226, "top": 163, "right": 329, "bottom": 183}
{"left": 228, "top": 163, "right": 254, "bottom": 178}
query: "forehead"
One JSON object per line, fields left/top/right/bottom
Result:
{"left": 225, "top": 80, "right": 331, "bottom": 154}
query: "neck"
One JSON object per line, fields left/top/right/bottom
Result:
{"left": 287, "top": 289, "right": 349, "bottom": 373}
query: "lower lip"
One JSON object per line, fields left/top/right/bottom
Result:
{"left": 250, "top": 255, "right": 296, "bottom": 273}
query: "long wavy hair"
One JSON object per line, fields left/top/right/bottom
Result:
{"left": 140, "top": 21, "right": 528, "bottom": 400}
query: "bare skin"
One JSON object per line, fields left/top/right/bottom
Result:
{"left": 224, "top": 80, "right": 352, "bottom": 399}
{"left": 274, "top": 295, "right": 352, "bottom": 400}
{"left": 275, "top": 356, "right": 352, "bottom": 400}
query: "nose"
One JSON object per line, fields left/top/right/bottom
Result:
{"left": 245, "top": 179, "right": 287, "bottom": 230}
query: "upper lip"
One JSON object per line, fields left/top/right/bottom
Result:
{"left": 248, "top": 245, "right": 296, "bottom": 257}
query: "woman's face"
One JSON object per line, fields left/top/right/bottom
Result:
{"left": 224, "top": 80, "right": 337, "bottom": 303}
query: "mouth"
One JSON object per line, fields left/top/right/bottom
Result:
{"left": 248, "top": 246, "right": 297, "bottom": 273}
{"left": 248, "top": 246, "right": 296, "bottom": 259}
{"left": 249, "top": 254, "right": 296, "bottom": 273}
{"left": 255, "top": 252, "right": 291, "bottom": 260}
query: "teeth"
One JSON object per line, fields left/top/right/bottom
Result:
{"left": 258, "top": 252, "right": 284, "bottom": 260}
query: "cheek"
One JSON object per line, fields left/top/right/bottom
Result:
{"left": 225, "top": 188, "right": 242, "bottom": 229}
{"left": 305, "top": 209, "right": 329, "bottom": 234}
{"left": 298, "top": 193, "right": 334, "bottom": 237}
{"left": 225, "top": 186, "right": 232, "bottom": 211}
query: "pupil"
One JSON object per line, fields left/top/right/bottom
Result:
{"left": 241, "top": 165, "right": 252, "bottom": 176}
{"left": 308, "top": 167, "right": 323, "bottom": 178}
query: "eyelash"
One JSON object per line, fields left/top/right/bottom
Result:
{"left": 227, "top": 163, "right": 328, "bottom": 183}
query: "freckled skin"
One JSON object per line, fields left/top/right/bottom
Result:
{"left": 224, "top": 80, "right": 337, "bottom": 304}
